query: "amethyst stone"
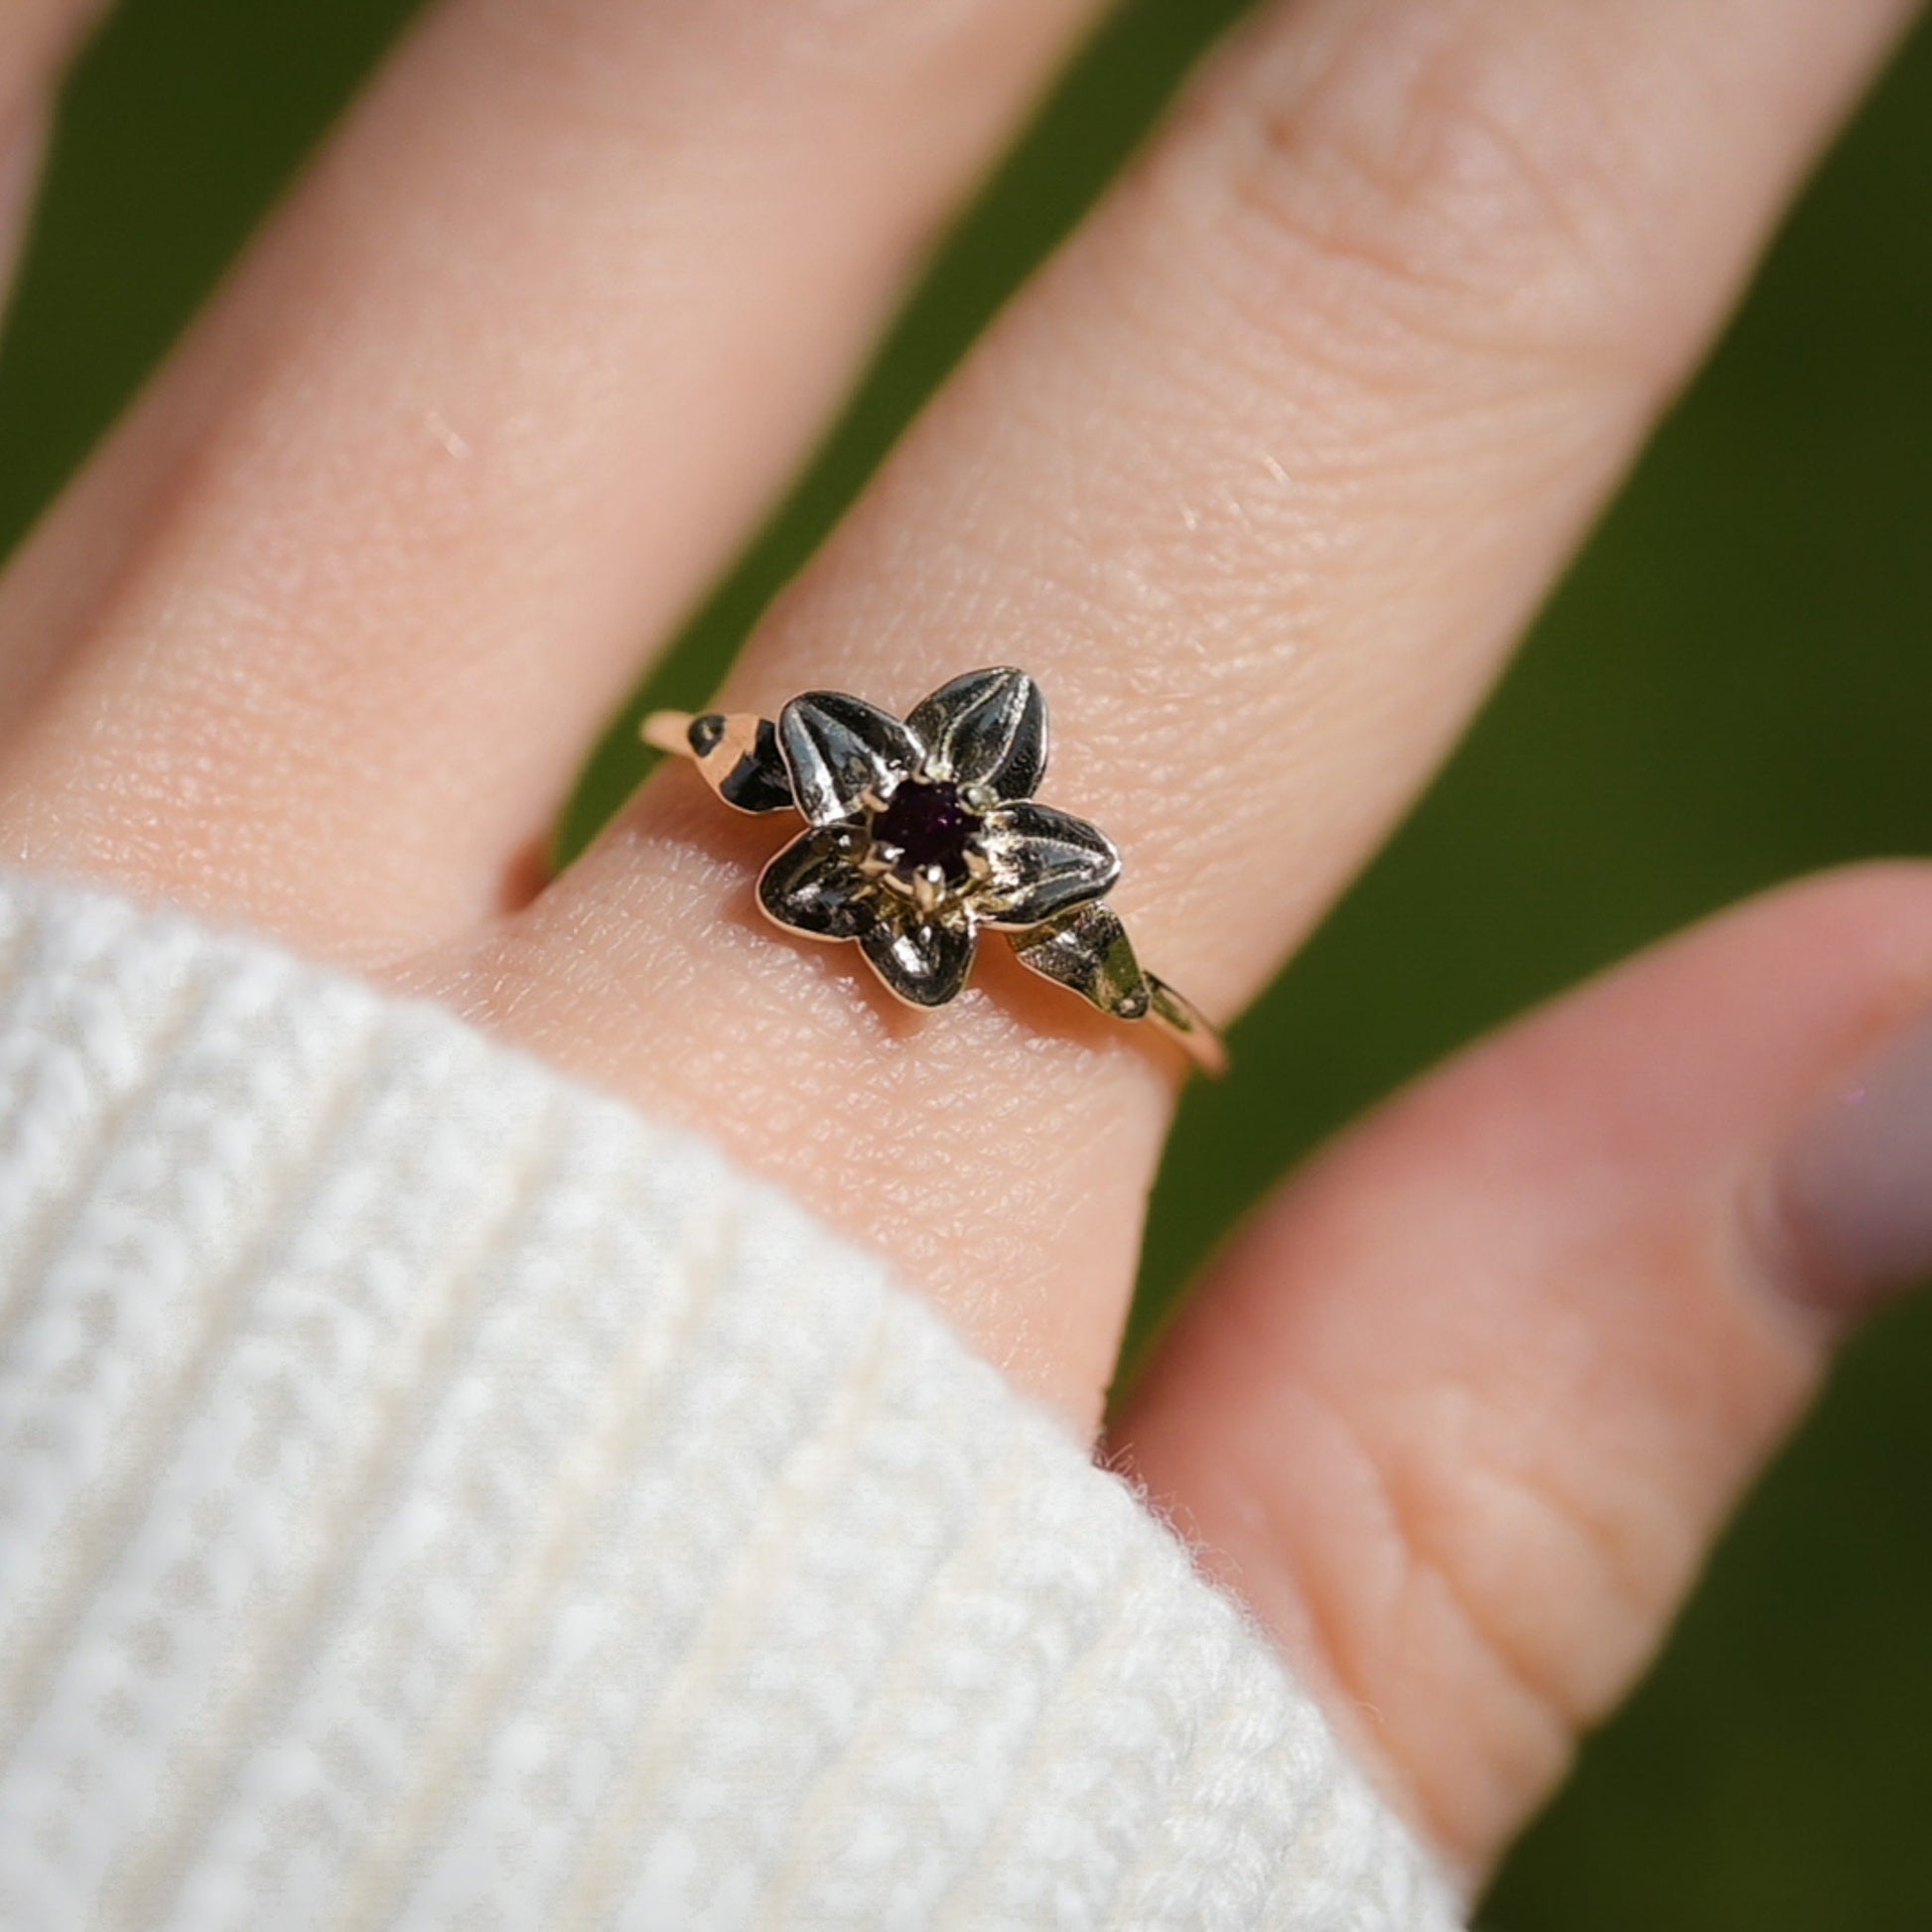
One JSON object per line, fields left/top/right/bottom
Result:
{"left": 872, "top": 780, "right": 977, "bottom": 884}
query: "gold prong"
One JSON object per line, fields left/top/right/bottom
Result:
{"left": 881, "top": 872, "right": 914, "bottom": 899}
{"left": 964, "top": 849, "right": 994, "bottom": 882}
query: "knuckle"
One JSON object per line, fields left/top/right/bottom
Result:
{"left": 1288, "top": 1378, "right": 1676, "bottom": 1863}
{"left": 1151, "top": 7, "right": 1659, "bottom": 386}
{"left": 1391, "top": 1438, "right": 1664, "bottom": 1739}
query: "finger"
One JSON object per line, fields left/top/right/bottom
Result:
{"left": 0, "top": 0, "right": 1103, "bottom": 953}
{"left": 0, "top": 119, "right": 45, "bottom": 328}
{"left": 0, "top": 4, "right": 105, "bottom": 307}
{"left": 1112, "top": 864, "right": 1932, "bottom": 1882}
{"left": 0, "top": 1, "right": 98, "bottom": 132}
{"left": 465, "top": 0, "right": 1913, "bottom": 1420}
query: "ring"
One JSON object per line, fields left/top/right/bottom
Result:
{"left": 642, "top": 668, "right": 1226, "bottom": 1075}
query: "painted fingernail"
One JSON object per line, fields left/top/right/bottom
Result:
{"left": 1770, "top": 1012, "right": 1932, "bottom": 1320}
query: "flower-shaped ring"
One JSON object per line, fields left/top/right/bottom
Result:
{"left": 641, "top": 668, "right": 1224, "bottom": 1074}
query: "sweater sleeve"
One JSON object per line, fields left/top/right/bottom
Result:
{"left": 0, "top": 871, "right": 1458, "bottom": 1931}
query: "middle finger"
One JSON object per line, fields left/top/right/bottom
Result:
{"left": 464, "top": 0, "right": 1911, "bottom": 1423}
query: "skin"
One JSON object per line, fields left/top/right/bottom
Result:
{"left": 0, "top": 0, "right": 1924, "bottom": 1894}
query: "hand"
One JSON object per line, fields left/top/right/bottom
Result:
{"left": 0, "top": 0, "right": 1922, "bottom": 1892}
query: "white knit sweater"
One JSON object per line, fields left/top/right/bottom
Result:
{"left": 0, "top": 870, "right": 1457, "bottom": 1930}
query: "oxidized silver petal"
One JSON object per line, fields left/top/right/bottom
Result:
{"left": 859, "top": 906, "right": 977, "bottom": 1008}
{"left": 906, "top": 667, "right": 1048, "bottom": 801}
{"left": 975, "top": 800, "right": 1121, "bottom": 928}
{"left": 777, "top": 691, "right": 923, "bottom": 825}
{"left": 757, "top": 825, "right": 876, "bottom": 939}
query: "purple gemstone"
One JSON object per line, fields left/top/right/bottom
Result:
{"left": 873, "top": 780, "right": 976, "bottom": 884}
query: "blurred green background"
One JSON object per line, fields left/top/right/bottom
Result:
{"left": 2, "top": 1, "right": 1929, "bottom": 1924}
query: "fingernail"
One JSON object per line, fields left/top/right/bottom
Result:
{"left": 1770, "top": 1012, "right": 1932, "bottom": 1320}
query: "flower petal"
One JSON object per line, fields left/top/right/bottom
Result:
{"left": 976, "top": 801, "right": 1121, "bottom": 927}
{"left": 859, "top": 907, "right": 977, "bottom": 1008}
{"left": 757, "top": 825, "right": 877, "bottom": 939}
{"left": 777, "top": 691, "right": 922, "bottom": 825}
{"left": 906, "top": 667, "right": 1047, "bottom": 800}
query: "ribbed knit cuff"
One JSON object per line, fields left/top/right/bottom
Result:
{"left": 0, "top": 872, "right": 1457, "bottom": 1930}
